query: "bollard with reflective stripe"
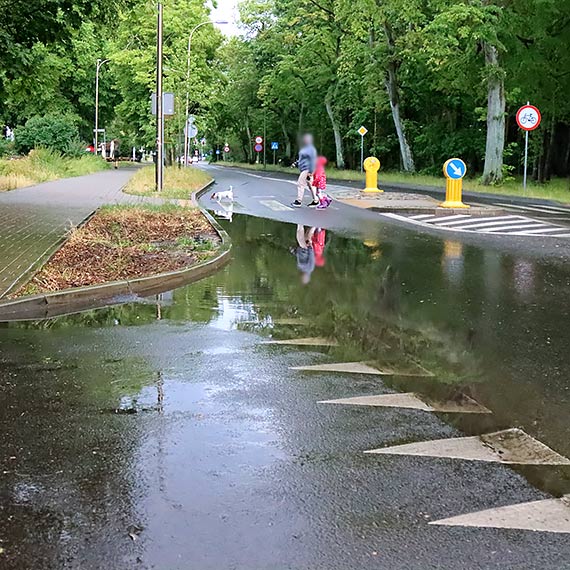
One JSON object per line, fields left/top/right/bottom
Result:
{"left": 363, "top": 156, "right": 382, "bottom": 193}
{"left": 441, "top": 158, "right": 469, "bottom": 209}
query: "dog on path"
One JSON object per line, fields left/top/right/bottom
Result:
{"left": 211, "top": 186, "right": 234, "bottom": 202}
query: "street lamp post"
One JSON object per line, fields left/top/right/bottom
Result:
{"left": 183, "top": 20, "right": 228, "bottom": 167}
{"left": 156, "top": 2, "right": 164, "bottom": 192}
{"left": 95, "top": 58, "right": 110, "bottom": 155}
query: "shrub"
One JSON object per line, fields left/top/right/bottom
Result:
{"left": 0, "top": 138, "right": 15, "bottom": 157}
{"left": 15, "top": 115, "right": 80, "bottom": 155}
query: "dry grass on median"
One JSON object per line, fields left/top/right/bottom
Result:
{"left": 123, "top": 165, "right": 212, "bottom": 200}
{"left": 16, "top": 204, "right": 220, "bottom": 296}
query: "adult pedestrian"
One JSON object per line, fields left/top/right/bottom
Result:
{"left": 292, "top": 134, "right": 318, "bottom": 208}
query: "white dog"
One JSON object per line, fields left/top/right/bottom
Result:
{"left": 211, "top": 186, "right": 234, "bottom": 202}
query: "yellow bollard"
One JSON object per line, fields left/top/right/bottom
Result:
{"left": 363, "top": 156, "right": 382, "bottom": 193}
{"left": 440, "top": 158, "right": 469, "bottom": 209}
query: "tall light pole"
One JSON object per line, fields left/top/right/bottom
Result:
{"left": 95, "top": 58, "right": 110, "bottom": 155}
{"left": 156, "top": 2, "right": 164, "bottom": 192}
{"left": 183, "top": 20, "right": 228, "bottom": 167}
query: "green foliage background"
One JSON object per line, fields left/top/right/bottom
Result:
{"left": 0, "top": 0, "right": 569, "bottom": 183}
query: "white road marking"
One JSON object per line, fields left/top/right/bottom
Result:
{"left": 427, "top": 215, "right": 472, "bottom": 223}
{"left": 430, "top": 215, "right": 504, "bottom": 226}
{"left": 437, "top": 217, "right": 525, "bottom": 229}
{"left": 430, "top": 495, "right": 570, "bottom": 534}
{"left": 262, "top": 337, "right": 338, "bottom": 346}
{"left": 530, "top": 204, "right": 570, "bottom": 213}
{"left": 409, "top": 214, "right": 438, "bottom": 220}
{"left": 319, "top": 393, "right": 491, "bottom": 413}
{"left": 259, "top": 200, "right": 293, "bottom": 212}
{"left": 384, "top": 211, "right": 570, "bottom": 237}
{"left": 494, "top": 203, "right": 566, "bottom": 215}
{"left": 514, "top": 227, "right": 570, "bottom": 235}
{"left": 483, "top": 223, "right": 549, "bottom": 233}
{"left": 365, "top": 428, "right": 570, "bottom": 465}
{"left": 496, "top": 202, "right": 570, "bottom": 215}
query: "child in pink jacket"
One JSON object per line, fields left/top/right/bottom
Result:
{"left": 312, "top": 156, "right": 332, "bottom": 210}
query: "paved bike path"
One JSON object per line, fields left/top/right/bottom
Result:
{"left": 0, "top": 168, "right": 138, "bottom": 298}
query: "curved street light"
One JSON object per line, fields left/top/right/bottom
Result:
{"left": 183, "top": 20, "right": 228, "bottom": 166}
{"left": 95, "top": 58, "right": 110, "bottom": 155}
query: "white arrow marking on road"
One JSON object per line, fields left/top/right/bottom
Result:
{"left": 365, "top": 428, "right": 570, "bottom": 465}
{"left": 430, "top": 495, "right": 570, "bottom": 533}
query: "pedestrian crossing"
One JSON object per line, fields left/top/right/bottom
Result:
{"left": 396, "top": 212, "right": 570, "bottom": 237}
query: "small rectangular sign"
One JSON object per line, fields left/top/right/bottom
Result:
{"left": 151, "top": 92, "right": 175, "bottom": 116}
{"left": 271, "top": 142, "right": 279, "bottom": 150}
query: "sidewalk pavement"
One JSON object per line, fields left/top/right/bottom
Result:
{"left": 0, "top": 168, "right": 139, "bottom": 298}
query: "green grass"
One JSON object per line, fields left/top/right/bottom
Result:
{"left": 220, "top": 161, "right": 570, "bottom": 204}
{"left": 123, "top": 165, "right": 212, "bottom": 200}
{"left": 0, "top": 148, "right": 109, "bottom": 191}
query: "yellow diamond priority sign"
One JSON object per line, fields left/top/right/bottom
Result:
{"left": 358, "top": 126, "right": 368, "bottom": 136}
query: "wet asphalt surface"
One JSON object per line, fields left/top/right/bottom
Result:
{"left": 1, "top": 168, "right": 570, "bottom": 569}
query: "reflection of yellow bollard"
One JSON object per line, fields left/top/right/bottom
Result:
{"left": 363, "top": 156, "right": 382, "bottom": 193}
{"left": 440, "top": 158, "right": 469, "bottom": 209}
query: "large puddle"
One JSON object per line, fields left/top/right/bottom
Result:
{"left": 1, "top": 213, "right": 569, "bottom": 567}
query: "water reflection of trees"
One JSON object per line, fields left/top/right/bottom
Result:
{"left": 0, "top": 337, "right": 152, "bottom": 568}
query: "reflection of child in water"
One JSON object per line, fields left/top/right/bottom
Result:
{"left": 311, "top": 229, "right": 327, "bottom": 267}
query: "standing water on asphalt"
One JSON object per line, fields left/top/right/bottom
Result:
{"left": 1, "top": 213, "right": 569, "bottom": 569}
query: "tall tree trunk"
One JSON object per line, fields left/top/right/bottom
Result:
{"left": 482, "top": 43, "right": 505, "bottom": 185}
{"left": 383, "top": 22, "right": 415, "bottom": 173}
{"left": 544, "top": 115, "right": 556, "bottom": 181}
{"left": 281, "top": 118, "right": 291, "bottom": 159}
{"left": 298, "top": 102, "right": 304, "bottom": 139}
{"left": 245, "top": 114, "right": 253, "bottom": 163}
{"left": 325, "top": 87, "right": 345, "bottom": 169}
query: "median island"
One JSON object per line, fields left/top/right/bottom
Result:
{"left": 16, "top": 204, "right": 221, "bottom": 297}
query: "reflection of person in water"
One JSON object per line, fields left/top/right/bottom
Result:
{"left": 311, "top": 228, "right": 327, "bottom": 267}
{"left": 292, "top": 225, "right": 316, "bottom": 284}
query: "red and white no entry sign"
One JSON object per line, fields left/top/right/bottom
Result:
{"left": 516, "top": 105, "right": 541, "bottom": 131}
{"left": 255, "top": 136, "right": 263, "bottom": 144}
{"left": 254, "top": 143, "right": 263, "bottom": 152}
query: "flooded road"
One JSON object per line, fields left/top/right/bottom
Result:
{"left": 1, "top": 213, "right": 569, "bottom": 569}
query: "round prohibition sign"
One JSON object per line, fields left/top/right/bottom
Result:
{"left": 516, "top": 105, "right": 541, "bottom": 131}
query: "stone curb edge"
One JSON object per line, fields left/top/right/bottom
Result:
{"left": 0, "top": 178, "right": 231, "bottom": 322}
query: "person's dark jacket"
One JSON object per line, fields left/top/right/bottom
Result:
{"left": 298, "top": 144, "right": 317, "bottom": 173}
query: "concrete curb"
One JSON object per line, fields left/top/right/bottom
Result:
{"left": 0, "top": 179, "right": 231, "bottom": 322}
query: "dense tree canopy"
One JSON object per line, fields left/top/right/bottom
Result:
{"left": 1, "top": 0, "right": 569, "bottom": 184}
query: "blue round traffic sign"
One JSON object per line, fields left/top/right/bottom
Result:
{"left": 443, "top": 158, "right": 467, "bottom": 180}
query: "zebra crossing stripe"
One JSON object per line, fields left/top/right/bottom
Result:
{"left": 483, "top": 223, "right": 549, "bottom": 233}
{"left": 514, "top": 227, "right": 570, "bottom": 235}
{"left": 425, "top": 215, "right": 471, "bottom": 223}
{"left": 447, "top": 218, "right": 532, "bottom": 230}
{"left": 430, "top": 216, "right": 521, "bottom": 228}
{"left": 409, "top": 214, "right": 437, "bottom": 220}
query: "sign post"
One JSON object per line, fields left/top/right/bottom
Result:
{"left": 516, "top": 103, "right": 541, "bottom": 192}
{"left": 271, "top": 142, "right": 279, "bottom": 165}
{"left": 358, "top": 126, "right": 368, "bottom": 173}
{"left": 254, "top": 136, "right": 263, "bottom": 163}
{"left": 441, "top": 158, "right": 469, "bottom": 209}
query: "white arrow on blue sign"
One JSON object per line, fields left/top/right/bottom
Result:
{"left": 444, "top": 158, "right": 467, "bottom": 180}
